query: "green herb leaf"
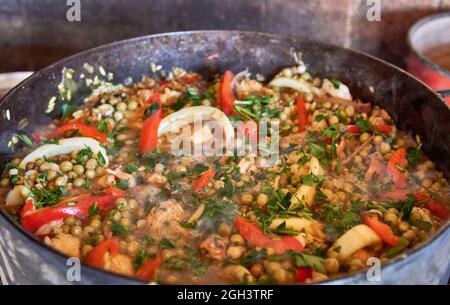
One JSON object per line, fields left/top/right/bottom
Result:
{"left": 115, "top": 179, "right": 129, "bottom": 190}
{"left": 159, "top": 238, "right": 175, "bottom": 249}
{"left": 18, "top": 134, "right": 33, "bottom": 147}
{"left": 77, "top": 146, "right": 93, "bottom": 165}
{"left": 61, "top": 103, "right": 76, "bottom": 119}
{"left": 111, "top": 220, "right": 129, "bottom": 237}
{"left": 88, "top": 202, "right": 99, "bottom": 216}
{"left": 330, "top": 79, "right": 341, "bottom": 89}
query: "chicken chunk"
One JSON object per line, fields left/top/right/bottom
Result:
{"left": 103, "top": 253, "right": 134, "bottom": 277}
{"left": 146, "top": 199, "right": 188, "bottom": 240}
{"left": 50, "top": 233, "right": 81, "bottom": 258}
{"left": 200, "top": 234, "right": 229, "bottom": 261}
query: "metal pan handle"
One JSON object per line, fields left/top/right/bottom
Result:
{"left": 437, "top": 89, "right": 450, "bottom": 97}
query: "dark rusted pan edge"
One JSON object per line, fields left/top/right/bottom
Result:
{"left": 0, "top": 31, "right": 448, "bottom": 284}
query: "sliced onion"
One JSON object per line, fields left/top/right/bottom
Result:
{"left": 158, "top": 106, "right": 234, "bottom": 144}
{"left": 231, "top": 68, "right": 250, "bottom": 93}
{"left": 321, "top": 79, "right": 352, "bottom": 100}
{"left": 327, "top": 224, "right": 381, "bottom": 261}
{"left": 5, "top": 185, "right": 24, "bottom": 207}
{"left": 269, "top": 77, "right": 312, "bottom": 95}
{"left": 19, "top": 137, "right": 108, "bottom": 169}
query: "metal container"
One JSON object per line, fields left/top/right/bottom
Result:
{"left": 0, "top": 31, "right": 449, "bottom": 284}
{"left": 407, "top": 12, "right": 450, "bottom": 105}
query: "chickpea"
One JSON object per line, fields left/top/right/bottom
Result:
{"left": 25, "top": 162, "right": 35, "bottom": 170}
{"left": 128, "top": 199, "right": 139, "bottom": 210}
{"left": 249, "top": 263, "right": 263, "bottom": 278}
{"left": 127, "top": 100, "right": 138, "bottom": 111}
{"left": 324, "top": 258, "right": 340, "bottom": 274}
{"left": 116, "top": 102, "right": 127, "bottom": 112}
{"left": 380, "top": 142, "right": 391, "bottom": 154}
{"left": 398, "top": 221, "right": 409, "bottom": 232}
{"left": 328, "top": 115, "right": 339, "bottom": 126}
{"left": 402, "top": 230, "right": 416, "bottom": 241}
{"left": 349, "top": 258, "right": 365, "bottom": 271}
{"left": 112, "top": 211, "right": 121, "bottom": 221}
{"left": 46, "top": 170, "right": 57, "bottom": 181}
{"left": 312, "top": 271, "right": 329, "bottom": 282}
{"left": 73, "top": 165, "right": 85, "bottom": 175}
{"left": 418, "top": 230, "right": 429, "bottom": 241}
{"left": 154, "top": 163, "right": 165, "bottom": 174}
{"left": 59, "top": 161, "right": 73, "bottom": 172}
{"left": 345, "top": 105, "right": 355, "bottom": 117}
{"left": 115, "top": 197, "right": 128, "bottom": 208}
{"left": 39, "top": 162, "right": 51, "bottom": 172}
{"left": 55, "top": 175, "right": 68, "bottom": 187}
{"left": 82, "top": 226, "right": 95, "bottom": 239}
{"left": 373, "top": 135, "right": 383, "bottom": 145}
{"left": 227, "top": 246, "right": 246, "bottom": 260}
{"left": 62, "top": 225, "right": 71, "bottom": 234}
{"left": 85, "top": 158, "right": 98, "bottom": 170}
{"left": 230, "top": 234, "right": 245, "bottom": 245}
{"left": 85, "top": 169, "right": 96, "bottom": 180}
{"left": 359, "top": 133, "right": 371, "bottom": 143}
{"left": 273, "top": 269, "right": 289, "bottom": 284}
{"left": 35, "top": 158, "right": 45, "bottom": 166}
{"left": 240, "top": 193, "right": 254, "bottom": 205}
{"left": 265, "top": 261, "right": 282, "bottom": 274}
{"left": 127, "top": 241, "right": 140, "bottom": 255}
{"left": 90, "top": 219, "right": 102, "bottom": 230}
{"left": 73, "top": 177, "right": 85, "bottom": 187}
{"left": 70, "top": 225, "right": 82, "bottom": 238}
{"left": 218, "top": 223, "right": 232, "bottom": 237}
{"left": 64, "top": 216, "right": 77, "bottom": 226}
{"left": 68, "top": 171, "right": 78, "bottom": 179}
{"left": 213, "top": 180, "right": 224, "bottom": 190}
{"left": 120, "top": 217, "right": 131, "bottom": 227}
{"left": 256, "top": 194, "right": 269, "bottom": 207}
{"left": 81, "top": 245, "right": 93, "bottom": 257}
{"left": 384, "top": 212, "right": 399, "bottom": 226}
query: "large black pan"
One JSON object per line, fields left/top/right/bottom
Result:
{"left": 0, "top": 31, "right": 449, "bottom": 284}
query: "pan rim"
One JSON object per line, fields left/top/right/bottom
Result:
{"left": 0, "top": 30, "right": 449, "bottom": 285}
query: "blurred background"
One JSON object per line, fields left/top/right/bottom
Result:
{"left": 0, "top": 0, "right": 449, "bottom": 72}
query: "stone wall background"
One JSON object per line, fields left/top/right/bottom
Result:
{"left": 0, "top": 0, "right": 449, "bottom": 72}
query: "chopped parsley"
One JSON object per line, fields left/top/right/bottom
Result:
{"left": 111, "top": 220, "right": 129, "bottom": 237}
{"left": 115, "top": 179, "right": 129, "bottom": 190}
{"left": 88, "top": 202, "right": 99, "bottom": 216}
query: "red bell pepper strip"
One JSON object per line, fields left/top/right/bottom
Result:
{"left": 294, "top": 267, "right": 313, "bottom": 283}
{"left": 21, "top": 187, "right": 125, "bottom": 232}
{"left": 375, "top": 124, "right": 393, "bottom": 134}
{"left": 86, "top": 239, "right": 120, "bottom": 269}
{"left": 381, "top": 190, "right": 450, "bottom": 220}
{"left": 386, "top": 148, "right": 407, "bottom": 188}
{"left": 136, "top": 254, "right": 162, "bottom": 281}
{"left": 139, "top": 94, "right": 162, "bottom": 154}
{"left": 296, "top": 98, "right": 308, "bottom": 132}
{"left": 234, "top": 216, "right": 304, "bottom": 254}
{"left": 362, "top": 213, "right": 399, "bottom": 246}
{"left": 346, "top": 124, "right": 393, "bottom": 135}
{"left": 47, "top": 121, "right": 108, "bottom": 143}
{"left": 219, "top": 70, "right": 236, "bottom": 116}
{"left": 238, "top": 120, "right": 258, "bottom": 140}
{"left": 192, "top": 169, "right": 216, "bottom": 193}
